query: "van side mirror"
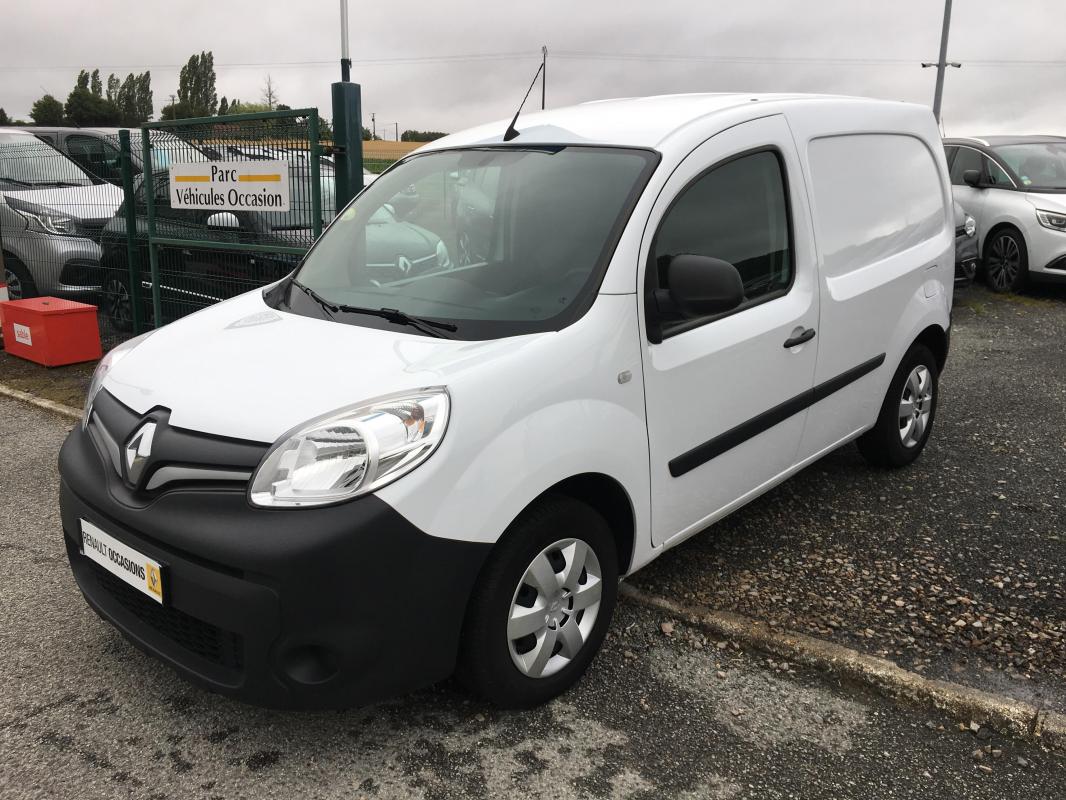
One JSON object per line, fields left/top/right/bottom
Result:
{"left": 962, "top": 169, "right": 982, "bottom": 188}
{"left": 666, "top": 255, "right": 745, "bottom": 318}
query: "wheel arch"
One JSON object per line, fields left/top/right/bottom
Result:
{"left": 982, "top": 221, "right": 1028, "bottom": 261}
{"left": 488, "top": 472, "right": 637, "bottom": 577}
{"left": 913, "top": 323, "right": 949, "bottom": 374}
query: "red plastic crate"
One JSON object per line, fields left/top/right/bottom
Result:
{"left": 0, "top": 297, "right": 102, "bottom": 367}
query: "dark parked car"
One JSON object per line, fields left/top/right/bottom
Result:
{"left": 954, "top": 200, "right": 978, "bottom": 286}
{"left": 98, "top": 167, "right": 449, "bottom": 330}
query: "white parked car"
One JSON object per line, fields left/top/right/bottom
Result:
{"left": 944, "top": 136, "right": 1066, "bottom": 292}
{"left": 60, "top": 94, "right": 953, "bottom": 710}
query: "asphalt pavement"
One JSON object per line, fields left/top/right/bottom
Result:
{"left": 633, "top": 283, "right": 1066, "bottom": 712}
{"left": 1, "top": 283, "right": 1065, "bottom": 798}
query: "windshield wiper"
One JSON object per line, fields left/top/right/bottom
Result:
{"left": 291, "top": 279, "right": 457, "bottom": 338}
{"left": 292, "top": 279, "right": 336, "bottom": 320}
{"left": 335, "top": 305, "right": 458, "bottom": 338}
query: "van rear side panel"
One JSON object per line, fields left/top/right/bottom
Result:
{"left": 786, "top": 102, "right": 954, "bottom": 458}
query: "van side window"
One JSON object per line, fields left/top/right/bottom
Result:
{"left": 949, "top": 147, "right": 983, "bottom": 185}
{"left": 651, "top": 150, "right": 792, "bottom": 334}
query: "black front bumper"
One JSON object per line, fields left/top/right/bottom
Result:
{"left": 58, "top": 419, "right": 490, "bottom": 710}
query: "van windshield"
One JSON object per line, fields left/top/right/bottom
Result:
{"left": 282, "top": 145, "right": 657, "bottom": 338}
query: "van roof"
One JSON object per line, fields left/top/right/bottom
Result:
{"left": 945, "top": 135, "right": 1066, "bottom": 148}
{"left": 420, "top": 93, "right": 911, "bottom": 151}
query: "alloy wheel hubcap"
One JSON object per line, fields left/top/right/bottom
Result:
{"left": 507, "top": 538, "right": 603, "bottom": 679}
{"left": 898, "top": 365, "right": 933, "bottom": 448}
{"left": 989, "top": 236, "right": 1020, "bottom": 290}
{"left": 107, "top": 280, "right": 130, "bottom": 324}
{"left": 4, "top": 268, "right": 22, "bottom": 300}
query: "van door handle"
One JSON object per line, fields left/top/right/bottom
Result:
{"left": 783, "top": 328, "right": 816, "bottom": 348}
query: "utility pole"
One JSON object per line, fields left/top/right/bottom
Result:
{"left": 339, "top": 0, "right": 351, "bottom": 82}
{"left": 541, "top": 46, "right": 547, "bottom": 110}
{"left": 922, "top": 0, "right": 960, "bottom": 123}
{"left": 371, "top": 112, "right": 376, "bottom": 139}
{"left": 395, "top": 122, "right": 399, "bottom": 141}
{"left": 168, "top": 93, "right": 176, "bottom": 119}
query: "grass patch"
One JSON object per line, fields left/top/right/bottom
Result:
{"left": 0, "top": 351, "right": 95, "bottom": 408}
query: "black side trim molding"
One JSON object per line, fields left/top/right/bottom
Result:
{"left": 668, "top": 353, "right": 886, "bottom": 478}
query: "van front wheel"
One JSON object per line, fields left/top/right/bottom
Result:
{"left": 857, "top": 343, "right": 938, "bottom": 468}
{"left": 456, "top": 495, "right": 618, "bottom": 708}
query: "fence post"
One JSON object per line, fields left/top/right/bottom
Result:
{"left": 140, "top": 128, "right": 163, "bottom": 327}
{"left": 331, "top": 80, "right": 364, "bottom": 210}
{"left": 309, "top": 111, "right": 323, "bottom": 239}
{"left": 117, "top": 130, "right": 143, "bottom": 335}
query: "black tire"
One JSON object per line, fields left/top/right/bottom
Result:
{"left": 984, "top": 228, "right": 1028, "bottom": 293}
{"left": 104, "top": 275, "right": 134, "bottom": 332}
{"left": 3, "top": 255, "right": 38, "bottom": 300}
{"left": 456, "top": 495, "right": 618, "bottom": 708}
{"left": 857, "top": 343, "right": 939, "bottom": 468}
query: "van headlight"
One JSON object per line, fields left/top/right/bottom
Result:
{"left": 83, "top": 330, "right": 156, "bottom": 429}
{"left": 249, "top": 388, "right": 450, "bottom": 508}
{"left": 5, "top": 196, "right": 80, "bottom": 236}
{"left": 1036, "top": 209, "right": 1066, "bottom": 232}
{"left": 436, "top": 239, "right": 452, "bottom": 269}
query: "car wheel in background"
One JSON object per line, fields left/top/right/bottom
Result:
{"left": 104, "top": 276, "right": 134, "bottom": 332}
{"left": 456, "top": 495, "right": 618, "bottom": 708}
{"left": 3, "top": 256, "right": 38, "bottom": 300}
{"left": 857, "top": 343, "right": 939, "bottom": 469}
{"left": 984, "top": 229, "right": 1028, "bottom": 293}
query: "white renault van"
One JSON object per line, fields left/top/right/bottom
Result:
{"left": 59, "top": 94, "right": 953, "bottom": 709}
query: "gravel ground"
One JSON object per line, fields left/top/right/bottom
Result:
{"left": 3, "top": 395, "right": 1065, "bottom": 798}
{"left": 0, "top": 351, "right": 94, "bottom": 408}
{"left": 633, "top": 282, "right": 1066, "bottom": 711}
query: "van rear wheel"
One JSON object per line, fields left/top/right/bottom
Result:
{"left": 456, "top": 495, "right": 617, "bottom": 708}
{"left": 857, "top": 343, "right": 938, "bottom": 468}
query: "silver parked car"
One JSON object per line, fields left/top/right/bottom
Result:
{"left": 0, "top": 128, "right": 122, "bottom": 299}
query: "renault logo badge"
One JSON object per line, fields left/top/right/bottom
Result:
{"left": 125, "top": 421, "right": 157, "bottom": 485}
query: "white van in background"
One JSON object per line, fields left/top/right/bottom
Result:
{"left": 59, "top": 94, "right": 953, "bottom": 710}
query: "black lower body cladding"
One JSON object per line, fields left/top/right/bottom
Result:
{"left": 58, "top": 423, "right": 491, "bottom": 710}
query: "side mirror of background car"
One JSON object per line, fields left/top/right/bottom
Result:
{"left": 963, "top": 169, "right": 983, "bottom": 188}
{"left": 207, "top": 212, "right": 240, "bottom": 229}
{"left": 666, "top": 254, "right": 746, "bottom": 318}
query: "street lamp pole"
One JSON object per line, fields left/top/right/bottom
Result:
{"left": 922, "top": 0, "right": 960, "bottom": 123}
{"left": 339, "top": 0, "right": 352, "bottom": 82}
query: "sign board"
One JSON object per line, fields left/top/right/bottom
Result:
{"left": 13, "top": 322, "right": 31, "bottom": 346}
{"left": 168, "top": 161, "right": 291, "bottom": 212}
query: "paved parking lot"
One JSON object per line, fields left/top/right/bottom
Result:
{"left": 1, "top": 283, "right": 1065, "bottom": 798}
{"left": 634, "top": 282, "right": 1066, "bottom": 711}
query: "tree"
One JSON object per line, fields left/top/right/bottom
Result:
{"left": 75, "top": 70, "right": 90, "bottom": 92}
{"left": 106, "top": 73, "right": 120, "bottom": 103}
{"left": 261, "top": 74, "right": 278, "bottom": 110}
{"left": 135, "top": 71, "right": 153, "bottom": 123}
{"left": 90, "top": 69, "right": 102, "bottom": 98}
{"left": 65, "top": 87, "right": 120, "bottom": 126}
{"left": 227, "top": 101, "right": 271, "bottom": 115}
{"left": 218, "top": 96, "right": 229, "bottom": 115}
{"left": 176, "top": 51, "right": 217, "bottom": 117}
{"left": 0, "top": 108, "right": 10, "bottom": 126}
{"left": 29, "top": 94, "right": 65, "bottom": 125}
{"left": 401, "top": 130, "right": 448, "bottom": 142}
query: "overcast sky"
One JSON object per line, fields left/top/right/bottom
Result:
{"left": 4, "top": 0, "right": 1065, "bottom": 137}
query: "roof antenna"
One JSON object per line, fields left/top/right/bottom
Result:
{"left": 503, "top": 60, "right": 546, "bottom": 142}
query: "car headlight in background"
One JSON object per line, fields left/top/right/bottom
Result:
{"left": 964, "top": 215, "right": 976, "bottom": 237}
{"left": 83, "top": 330, "right": 156, "bottom": 429}
{"left": 1036, "top": 209, "right": 1066, "bottom": 232}
{"left": 249, "top": 388, "right": 450, "bottom": 508}
{"left": 5, "top": 196, "right": 80, "bottom": 236}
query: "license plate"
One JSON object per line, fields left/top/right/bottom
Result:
{"left": 81, "top": 519, "right": 165, "bottom": 604}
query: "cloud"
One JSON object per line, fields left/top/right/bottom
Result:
{"left": 2, "top": 0, "right": 1064, "bottom": 136}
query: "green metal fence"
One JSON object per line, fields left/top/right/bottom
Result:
{"left": 110, "top": 107, "right": 335, "bottom": 335}
{"left": 1, "top": 110, "right": 352, "bottom": 352}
